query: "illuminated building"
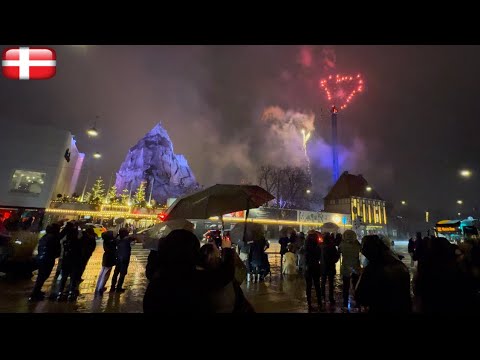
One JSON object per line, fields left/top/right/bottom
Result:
{"left": 323, "top": 171, "right": 387, "bottom": 235}
{"left": 0, "top": 122, "right": 84, "bottom": 211}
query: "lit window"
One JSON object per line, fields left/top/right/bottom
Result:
{"left": 10, "top": 170, "right": 46, "bottom": 195}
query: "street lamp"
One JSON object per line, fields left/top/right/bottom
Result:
{"left": 80, "top": 152, "right": 102, "bottom": 201}
{"left": 401, "top": 200, "right": 407, "bottom": 205}
{"left": 87, "top": 126, "right": 99, "bottom": 137}
{"left": 460, "top": 169, "right": 472, "bottom": 178}
{"left": 366, "top": 186, "right": 372, "bottom": 192}
{"left": 457, "top": 200, "right": 463, "bottom": 205}
{"left": 306, "top": 189, "right": 311, "bottom": 194}
{"left": 458, "top": 212, "right": 461, "bottom": 216}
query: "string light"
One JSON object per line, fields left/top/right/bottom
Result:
{"left": 45, "top": 208, "right": 160, "bottom": 220}
{"left": 207, "top": 216, "right": 354, "bottom": 228}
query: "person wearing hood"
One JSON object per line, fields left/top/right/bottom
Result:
{"left": 320, "top": 233, "right": 340, "bottom": 304}
{"left": 55, "top": 222, "right": 83, "bottom": 301}
{"left": 380, "top": 235, "right": 404, "bottom": 261}
{"left": 338, "top": 229, "right": 361, "bottom": 311}
{"left": 198, "top": 243, "right": 254, "bottom": 313}
{"left": 28, "top": 223, "right": 62, "bottom": 301}
{"left": 413, "top": 236, "right": 468, "bottom": 313}
{"left": 110, "top": 228, "right": 134, "bottom": 293}
{"left": 143, "top": 229, "right": 235, "bottom": 313}
{"left": 304, "top": 231, "right": 323, "bottom": 312}
{"left": 355, "top": 235, "right": 412, "bottom": 313}
{"left": 95, "top": 231, "right": 117, "bottom": 295}
{"left": 282, "top": 243, "right": 297, "bottom": 276}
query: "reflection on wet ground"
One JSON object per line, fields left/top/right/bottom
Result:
{"left": 0, "top": 241, "right": 412, "bottom": 313}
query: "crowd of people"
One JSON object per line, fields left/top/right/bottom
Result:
{"left": 28, "top": 222, "right": 135, "bottom": 302}
{"left": 275, "top": 228, "right": 480, "bottom": 313}
{"left": 21, "top": 218, "right": 480, "bottom": 313}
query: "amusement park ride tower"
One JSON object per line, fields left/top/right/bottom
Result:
{"left": 319, "top": 74, "right": 364, "bottom": 184}
{"left": 330, "top": 105, "right": 339, "bottom": 183}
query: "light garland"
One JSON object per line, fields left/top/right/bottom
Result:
{"left": 208, "top": 216, "right": 353, "bottom": 228}
{"left": 45, "top": 208, "right": 159, "bottom": 220}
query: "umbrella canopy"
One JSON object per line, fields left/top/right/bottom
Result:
{"left": 321, "top": 222, "right": 340, "bottom": 233}
{"left": 165, "top": 184, "right": 274, "bottom": 220}
{"left": 230, "top": 222, "right": 265, "bottom": 245}
{"left": 139, "top": 219, "right": 194, "bottom": 250}
{"left": 280, "top": 226, "right": 296, "bottom": 237}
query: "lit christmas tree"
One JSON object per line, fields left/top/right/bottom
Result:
{"left": 134, "top": 181, "right": 146, "bottom": 207}
{"left": 106, "top": 185, "right": 119, "bottom": 204}
{"left": 87, "top": 177, "right": 105, "bottom": 204}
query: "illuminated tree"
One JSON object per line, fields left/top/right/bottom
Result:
{"left": 87, "top": 177, "right": 105, "bottom": 204}
{"left": 106, "top": 185, "right": 119, "bottom": 204}
{"left": 134, "top": 181, "right": 146, "bottom": 207}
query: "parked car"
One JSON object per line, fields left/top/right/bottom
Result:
{"left": 0, "top": 231, "right": 38, "bottom": 278}
{"left": 83, "top": 223, "right": 107, "bottom": 239}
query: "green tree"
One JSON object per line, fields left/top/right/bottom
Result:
{"left": 87, "top": 177, "right": 106, "bottom": 204}
{"left": 134, "top": 181, "right": 146, "bottom": 207}
{"left": 105, "top": 185, "right": 119, "bottom": 204}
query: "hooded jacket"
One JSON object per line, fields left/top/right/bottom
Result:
{"left": 339, "top": 230, "right": 361, "bottom": 277}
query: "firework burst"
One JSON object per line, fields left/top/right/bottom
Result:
{"left": 319, "top": 74, "right": 364, "bottom": 111}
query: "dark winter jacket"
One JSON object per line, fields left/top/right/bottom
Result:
{"left": 408, "top": 239, "right": 416, "bottom": 253}
{"left": 143, "top": 248, "right": 235, "bottom": 313}
{"left": 116, "top": 236, "right": 133, "bottom": 262}
{"left": 413, "top": 237, "right": 466, "bottom": 312}
{"left": 249, "top": 238, "right": 268, "bottom": 267}
{"left": 37, "top": 233, "right": 61, "bottom": 262}
{"left": 304, "top": 235, "right": 321, "bottom": 272}
{"left": 320, "top": 242, "right": 339, "bottom": 276}
{"left": 355, "top": 236, "right": 412, "bottom": 313}
{"left": 81, "top": 231, "right": 97, "bottom": 260}
{"left": 279, "top": 236, "right": 290, "bottom": 255}
{"left": 101, "top": 231, "right": 117, "bottom": 267}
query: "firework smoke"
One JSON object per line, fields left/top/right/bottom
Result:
{"left": 261, "top": 106, "right": 315, "bottom": 171}
{"left": 298, "top": 46, "right": 313, "bottom": 68}
{"left": 321, "top": 47, "right": 336, "bottom": 71}
{"left": 301, "top": 129, "right": 312, "bottom": 182}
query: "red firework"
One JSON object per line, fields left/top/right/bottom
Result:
{"left": 319, "top": 73, "right": 364, "bottom": 111}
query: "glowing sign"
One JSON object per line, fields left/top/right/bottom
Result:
{"left": 437, "top": 227, "right": 457, "bottom": 232}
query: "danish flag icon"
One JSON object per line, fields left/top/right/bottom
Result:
{"left": 2, "top": 47, "right": 56, "bottom": 80}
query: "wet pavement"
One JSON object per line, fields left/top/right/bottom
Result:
{"left": 0, "top": 240, "right": 412, "bottom": 313}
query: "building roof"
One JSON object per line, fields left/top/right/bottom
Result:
{"left": 324, "top": 171, "right": 384, "bottom": 201}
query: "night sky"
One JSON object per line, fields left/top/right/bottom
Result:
{"left": 1, "top": 45, "right": 479, "bottom": 222}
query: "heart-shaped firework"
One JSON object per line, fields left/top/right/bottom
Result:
{"left": 319, "top": 74, "right": 364, "bottom": 111}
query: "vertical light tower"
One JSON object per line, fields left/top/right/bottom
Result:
{"left": 319, "top": 74, "right": 364, "bottom": 184}
{"left": 331, "top": 105, "right": 339, "bottom": 183}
